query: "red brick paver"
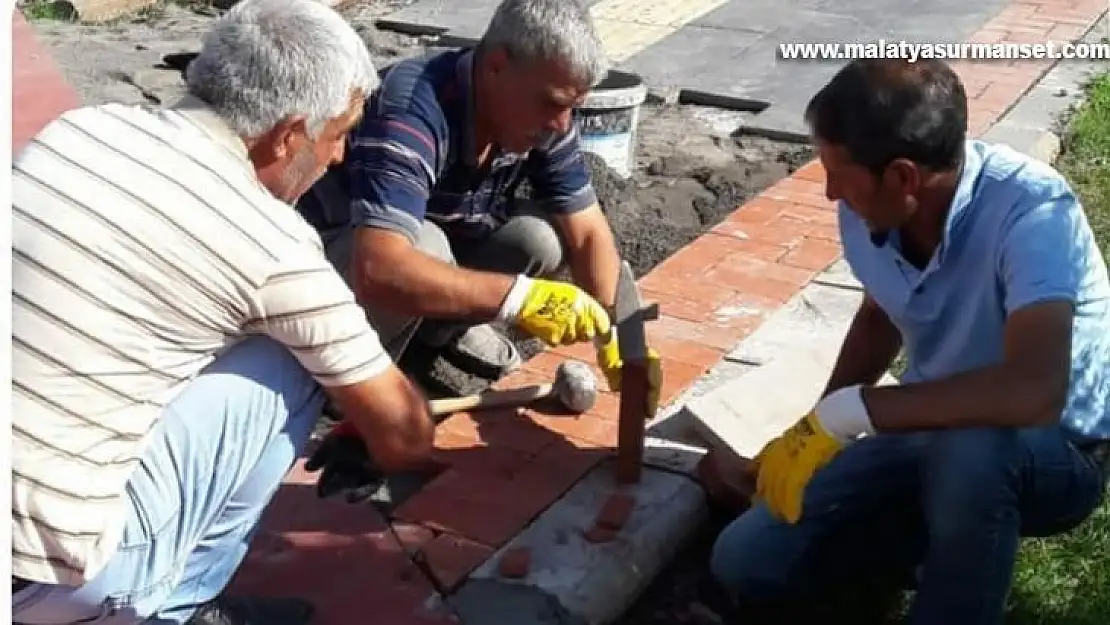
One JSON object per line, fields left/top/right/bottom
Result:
{"left": 11, "top": 12, "right": 82, "bottom": 154}
{"left": 12, "top": 1, "right": 1106, "bottom": 622}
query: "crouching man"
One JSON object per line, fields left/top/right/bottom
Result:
{"left": 297, "top": 0, "right": 661, "bottom": 411}
{"left": 711, "top": 58, "right": 1110, "bottom": 625}
{"left": 12, "top": 1, "right": 436, "bottom": 623}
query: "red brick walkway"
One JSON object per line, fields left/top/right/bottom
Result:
{"left": 12, "top": 1, "right": 1107, "bottom": 622}
{"left": 11, "top": 11, "right": 81, "bottom": 153}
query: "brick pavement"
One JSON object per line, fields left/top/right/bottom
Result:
{"left": 11, "top": 1, "right": 1108, "bottom": 622}
{"left": 11, "top": 11, "right": 82, "bottom": 153}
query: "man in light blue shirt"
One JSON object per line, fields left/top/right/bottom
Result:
{"left": 710, "top": 58, "right": 1109, "bottom": 625}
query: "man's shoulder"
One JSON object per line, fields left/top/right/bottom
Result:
{"left": 372, "top": 50, "right": 458, "bottom": 122}
{"left": 974, "top": 140, "right": 1073, "bottom": 206}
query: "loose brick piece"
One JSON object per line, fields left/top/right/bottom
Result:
{"left": 498, "top": 547, "right": 532, "bottom": 579}
{"left": 582, "top": 525, "right": 618, "bottom": 544}
{"left": 596, "top": 492, "right": 636, "bottom": 530}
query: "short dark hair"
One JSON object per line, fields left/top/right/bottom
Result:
{"left": 804, "top": 58, "right": 967, "bottom": 174}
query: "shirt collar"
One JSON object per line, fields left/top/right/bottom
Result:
{"left": 453, "top": 49, "right": 478, "bottom": 167}
{"left": 166, "top": 94, "right": 252, "bottom": 166}
{"left": 935, "top": 139, "right": 983, "bottom": 265}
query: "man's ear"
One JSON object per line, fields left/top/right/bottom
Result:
{"left": 483, "top": 46, "right": 510, "bottom": 77}
{"left": 255, "top": 115, "right": 310, "bottom": 162}
{"left": 883, "top": 158, "right": 921, "bottom": 196}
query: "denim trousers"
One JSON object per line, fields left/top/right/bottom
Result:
{"left": 710, "top": 426, "right": 1107, "bottom": 625}
{"left": 12, "top": 337, "right": 325, "bottom": 624}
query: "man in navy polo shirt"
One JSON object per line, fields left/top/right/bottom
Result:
{"left": 298, "top": 0, "right": 661, "bottom": 408}
{"left": 710, "top": 58, "right": 1109, "bottom": 624}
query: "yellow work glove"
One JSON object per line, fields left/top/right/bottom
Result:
{"left": 498, "top": 275, "right": 611, "bottom": 346}
{"left": 595, "top": 332, "right": 663, "bottom": 419}
{"left": 755, "top": 385, "right": 875, "bottom": 524}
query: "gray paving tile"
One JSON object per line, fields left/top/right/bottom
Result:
{"left": 619, "top": 26, "right": 768, "bottom": 107}
{"left": 689, "top": 0, "right": 825, "bottom": 34}
{"left": 378, "top": 0, "right": 610, "bottom": 40}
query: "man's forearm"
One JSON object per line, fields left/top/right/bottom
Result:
{"left": 567, "top": 226, "right": 622, "bottom": 312}
{"left": 353, "top": 228, "right": 514, "bottom": 320}
{"left": 862, "top": 362, "right": 1066, "bottom": 432}
{"left": 823, "top": 295, "right": 903, "bottom": 397}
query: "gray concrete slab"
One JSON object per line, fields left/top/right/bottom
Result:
{"left": 617, "top": 26, "right": 770, "bottom": 111}
{"left": 687, "top": 0, "right": 825, "bottom": 35}
{"left": 454, "top": 459, "right": 706, "bottom": 625}
{"left": 378, "top": 0, "right": 607, "bottom": 40}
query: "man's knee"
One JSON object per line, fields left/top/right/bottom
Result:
{"left": 413, "top": 220, "right": 456, "bottom": 264}
{"left": 710, "top": 504, "right": 799, "bottom": 600}
{"left": 922, "top": 428, "right": 1022, "bottom": 534}
{"left": 189, "top": 336, "right": 323, "bottom": 455}
{"left": 509, "top": 215, "right": 564, "bottom": 276}
{"left": 486, "top": 214, "right": 565, "bottom": 277}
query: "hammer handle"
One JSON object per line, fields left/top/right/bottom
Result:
{"left": 428, "top": 383, "right": 554, "bottom": 416}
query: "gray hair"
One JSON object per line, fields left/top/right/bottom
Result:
{"left": 480, "top": 0, "right": 610, "bottom": 87}
{"left": 185, "top": 0, "right": 378, "bottom": 139}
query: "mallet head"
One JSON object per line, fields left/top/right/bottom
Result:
{"left": 552, "top": 359, "right": 598, "bottom": 413}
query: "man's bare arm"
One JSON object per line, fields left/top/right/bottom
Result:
{"left": 863, "top": 300, "right": 1073, "bottom": 432}
{"left": 822, "top": 292, "right": 903, "bottom": 397}
{"left": 324, "top": 365, "right": 436, "bottom": 472}
{"left": 351, "top": 227, "right": 515, "bottom": 321}
{"left": 553, "top": 203, "right": 622, "bottom": 310}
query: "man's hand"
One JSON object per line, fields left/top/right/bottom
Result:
{"left": 755, "top": 385, "right": 875, "bottom": 523}
{"left": 304, "top": 421, "right": 386, "bottom": 504}
{"left": 498, "top": 275, "right": 611, "bottom": 346}
{"left": 595, "top": 332, "right": 662, "bottom": 418}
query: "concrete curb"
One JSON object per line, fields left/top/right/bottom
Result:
{"left": 449, "top": 461, "right": 707, "bottom": 625}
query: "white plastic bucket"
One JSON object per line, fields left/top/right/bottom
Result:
{"left": 573, "top": 70, "right": 648, "bottom": 179}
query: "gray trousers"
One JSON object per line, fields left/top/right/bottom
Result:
{"left": 320, "top": 206, "right": 565, "bottom": 361}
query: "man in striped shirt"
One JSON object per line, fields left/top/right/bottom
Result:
{"left": 297, "top": 0, "right": 661, "bottom": 411}
{"left": 11, "top": 1, "right": 436, "bottom": 623}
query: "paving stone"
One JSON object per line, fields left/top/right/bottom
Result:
{"left": 498, "top": 547, "right": 533, "bottom": 579}
{"left": 726, "top": 281, "right": 861, "bottom": 365}
{"left": 527, "top": 411, "right": 620, "bottom": 447}
{"left": 618, "top": 26, "right": 768, "bottom": 108}
{"left": 229, "top": 462, "right": 452, "bottom": 625}
{"left": 813, "top": 258, "right": 863, "bottom": 291}
{"left": 595, "top": 492, "right": 636, "bottom": 530}
{"left": 393, "top": 440, "right": 607, "bottom": 547}
{"left": 704, "top": 253, "right": 818, "bottom": 303}
{"left": 781, "top": 236, "right": 843, "bottom": 272}
{"left": 12, "top": 14, "right": 82, "bottom": 153}
{"left": 419, "top": 532, "right": 496, "bottom": 590}
{"left": 380, "top": 0, "right": 608, "bottom": 40}
{"left": 685, "top": 346, "right": 840, "bottom": 459}
{"left": 688, "top": 0, "right": 828, "bottom": 33}
{"left": 437, "top": 408, "right": 562, "bottom": 455}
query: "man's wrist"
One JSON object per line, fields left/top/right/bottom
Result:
{"left": 496, "top": 274, "right": 533, "bottom": 322}
{"left": 814, "top": 384, "right": 876, "bottom": 443}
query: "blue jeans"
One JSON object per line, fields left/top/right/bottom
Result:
{"left": 13, "top": 337, "right": 325, "bottom": 624}
{"left": 710, "top": 427, "right": 1107, "bottom": 625}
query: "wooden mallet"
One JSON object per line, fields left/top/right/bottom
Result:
{"left": 427, "top": 360, "right": 599, "bottom": 416}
